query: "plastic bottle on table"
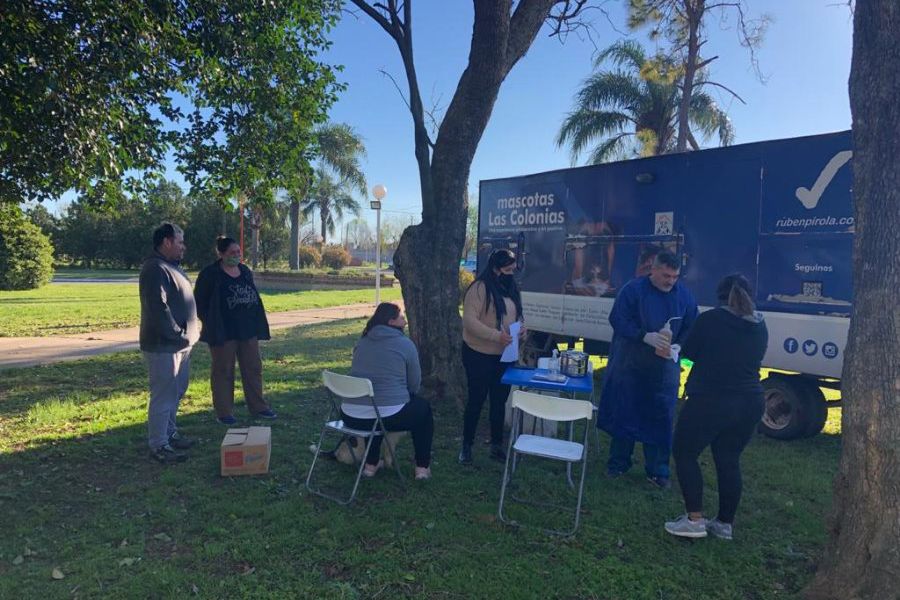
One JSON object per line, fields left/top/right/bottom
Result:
{"left": 549, "top": 349, "right": 560, "bottom": 376}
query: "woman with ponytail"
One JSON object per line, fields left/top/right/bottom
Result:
{"left": 664, "top": 274, "right": 768, "bottom": 541}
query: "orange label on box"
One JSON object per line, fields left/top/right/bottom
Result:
{"left": 223, "top": 451, "right": 245, "bottom": 467}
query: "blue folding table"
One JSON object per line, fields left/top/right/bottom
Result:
{"left": 501, "top": 367, "right": 594, "bottom": 399}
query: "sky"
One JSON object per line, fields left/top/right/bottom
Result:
{"left": 326, "top": 0, "right": 853, "bottom": 228}
{"left": 45, "top": 1, "right": 854, "bottom": 231}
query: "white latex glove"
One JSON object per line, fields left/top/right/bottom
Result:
{"left": 643, "top": 332, "right": 669, "bottom": 351}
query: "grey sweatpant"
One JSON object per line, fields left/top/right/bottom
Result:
{"left": 144, "top": 348, "right": 192, "bottom": 449}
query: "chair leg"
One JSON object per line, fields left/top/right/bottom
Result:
{"left": 567, "top": 439, "right": 590, "bottom": 536}
{"left": 305, "top": 426, "right": 330, "bottom": 494}
{"left": 307, "top": 429, "right": 380, "bottom": 506}
{"left": 566, "top": 421, "right": 576, "bottom": 488}
{"left": 497, "top": 439, "right": 517, "bottom": 526}
{"left": 344, "top": 443, "right": 372, "bottom": 506}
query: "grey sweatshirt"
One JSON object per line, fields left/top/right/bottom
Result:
{"left": 350, "top": 325, "right": 421, "bottom": 407}
{"left": 139, "top": 253, "right": 200, "bottom": 352}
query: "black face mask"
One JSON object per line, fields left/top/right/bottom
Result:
{"left": 499, "top": 273, "right": 515, "bottom": 289}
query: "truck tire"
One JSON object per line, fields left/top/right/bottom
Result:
{"left": 759, "top": 377, "right": 811, "bottom": 440}
{"left": 797, "top": 380, "right": 828, "bottom": 437}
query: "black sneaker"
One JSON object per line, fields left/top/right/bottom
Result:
{"left": 647, "top": 475, "right": 671, "bottom": 490}
{"left": 150, "top": 444, "right": 188, "bottom": 465}
{"left": 489, "top": 443, "right": 507, "bottom": 462}
{"left": 253, "top": 409, "right": 278, "bottom": 420}
{"left": 168, "top": 432, "right": 196, "bottom": 450}
{"left": 458, "top": 444, "right": 473, "bottom": 465}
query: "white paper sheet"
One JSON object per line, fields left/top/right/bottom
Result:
{"left": 500, "top": 321, "right": 521, "bottom": 362}
{"left": 670, "top": 344, "right": 681, "bottom": 364}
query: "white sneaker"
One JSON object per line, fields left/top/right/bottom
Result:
{"left": 664, "top": 514, "right": 707, "bottom": 538}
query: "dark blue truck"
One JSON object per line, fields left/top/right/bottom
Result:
{"left": 477, "top": 131, "right": 853, "bottom": 439}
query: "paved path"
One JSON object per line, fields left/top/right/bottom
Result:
{"left": 0, "top": 303, "right": 379, "bottom": 370}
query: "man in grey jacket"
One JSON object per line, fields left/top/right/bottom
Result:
{"left": 140, "top": 223, "right": 200, "bottom": 464}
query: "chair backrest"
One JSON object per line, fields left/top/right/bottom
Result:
{"left": 322, "top": 371, "right": 374, "bottom": 406}
{"left": 511, "top": 390, "right": 593, "bottom": 422}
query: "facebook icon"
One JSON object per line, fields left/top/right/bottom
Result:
{"left": 783, "top": 338, "right": 799, "bottom": 354}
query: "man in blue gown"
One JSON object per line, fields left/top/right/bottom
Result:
{"left": 597, "top": 251, "right": 698, "bottom": 488}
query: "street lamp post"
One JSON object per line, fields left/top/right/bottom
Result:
{"left": 371, "top": 184, "right": 387, "bottom": 305}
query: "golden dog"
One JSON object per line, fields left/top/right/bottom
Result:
{"left": 310, "top": 431, "right": 406, "bottom": 468}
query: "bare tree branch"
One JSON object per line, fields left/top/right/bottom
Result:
{"left": 546, "top": 0, "right": 590, "bottom": 37}
{"left": 424, "top": 84, "right": 445, "bottom": 143}
{"left": 551, "top": 3, "right": 621, "bottom": 52}
{"left": 693, "top": 79, "right": 747, "bottom": 104}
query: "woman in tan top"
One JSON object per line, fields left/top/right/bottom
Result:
{"left": 459, "top": 249, "right": 524, "bottom": 465}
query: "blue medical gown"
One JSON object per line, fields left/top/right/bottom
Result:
{"left": 597, "top": 276, "right": 698, "bottom": 448}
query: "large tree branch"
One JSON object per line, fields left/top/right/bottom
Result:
{"left": 353, "top": 0, "right": 433, "bottom": 207}
{"left": 696, "top": 55, "right": 718, "bottom": 69}
{"left": 350, "top": 0, "right": 401, "bottom": 40}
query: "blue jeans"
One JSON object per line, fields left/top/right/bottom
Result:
{"left": 607, "top": 436, "right": 671, "bottom": 478}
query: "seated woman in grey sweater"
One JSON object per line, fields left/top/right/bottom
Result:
{"left": 342, "top": 302, "right": 434, "bottom": 480}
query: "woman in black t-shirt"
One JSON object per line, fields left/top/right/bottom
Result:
{"left": 194, "top": 236, "right": 274, "bottom": 425}
{"left": 664, "top": 273, "right": 769, "bottom": 541}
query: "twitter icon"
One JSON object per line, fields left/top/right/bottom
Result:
{"left": 802, "top": 340, "right": 818, "bottom": 356}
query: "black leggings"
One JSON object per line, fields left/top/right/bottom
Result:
{"left": 672, "top": 392, "right": 764, "bottom": 524}
{"left": 341, "top": 396, "right": 434, "bottom": 468}
{"left": 461, "top": 343, "right": 510, "bottom": 446}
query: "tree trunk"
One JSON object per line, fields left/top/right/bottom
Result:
{"left": 289, "top": 199, "right": 300, "bottom": 270}
{"left": 394, "top": 173, "right": 469, "bottom": 402}
{"left": 320, "top": 210, "right": 327, "bottom": 246}
{"left": 250, "top": 210, "right": 261, "bottom": 270}
{"left": 804, "top": 2, "right": 900, "bottom": 598}
{"left": 353, "top": 0, "right": 563, "bottom": 403}
{"left": 393, "top": 1, "right": 552, "bottom": 403}
{"left": 675, "top": 0, "right": 703, "bottom": 153}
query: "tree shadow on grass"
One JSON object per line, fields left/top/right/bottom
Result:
{"left": 0, "top": 319, "right": 841, "bottom": 599}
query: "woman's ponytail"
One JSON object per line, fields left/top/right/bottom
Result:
{"left": 717, "top": 273, "right": 755, "bottom": 316}
{"left": 728, "top": 283, "right": 755, "bottom": 316}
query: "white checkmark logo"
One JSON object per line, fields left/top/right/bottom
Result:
{"left": 795, "top": 150, "right": 853, "bottom": 209}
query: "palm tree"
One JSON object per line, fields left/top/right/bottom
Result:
{"left": 557, "top": 40, "right": 734, "bottom": 164}
{"left": 297, "top": 168, "right": 362, "bottom": 243}
{"left": 288, "top": 123, "right": 367, "bottom": 266}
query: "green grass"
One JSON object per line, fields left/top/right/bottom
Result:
{"left": 0, "top": 319, "right": 840, "bottom": 598}
{"left": 0, "top": 279, "right": 401, "bottom": 337}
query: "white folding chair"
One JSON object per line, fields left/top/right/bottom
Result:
{"left": 305, "top": 371, "right": 403, "bottom": 505}
{"left": 498, "top": 390, "right": 594, "bottom": 536}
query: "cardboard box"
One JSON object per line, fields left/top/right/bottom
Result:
{"left": 220, "top": 427, "right": 271, "bottom": 476}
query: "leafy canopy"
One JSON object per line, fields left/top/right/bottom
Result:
{"left": 1, "top": 0, "right": 342, "bottom": 206}
{"left": 557, "top": 40, "right": 734, "bottom": 163}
